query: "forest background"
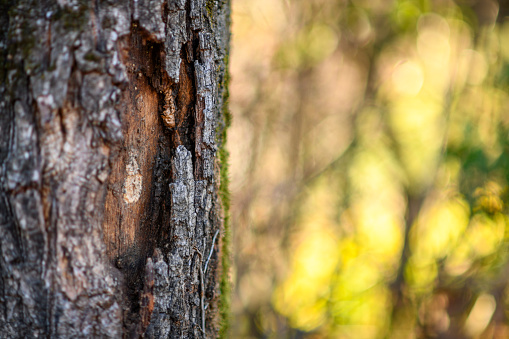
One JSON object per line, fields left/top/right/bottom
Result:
{"left": 228, "top": 0, "right": 509, "bottom": 338}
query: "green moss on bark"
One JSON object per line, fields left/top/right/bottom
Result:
{"left": 218, "top": 50, "right": 231, "bottom": 339}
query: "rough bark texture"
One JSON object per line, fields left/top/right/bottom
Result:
{"left": 0, "top": 0, "right": 230, "bottom": 338}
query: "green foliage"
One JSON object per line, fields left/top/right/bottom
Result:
{"left": 231, "top": 0, "right": 509, "bottom": 337}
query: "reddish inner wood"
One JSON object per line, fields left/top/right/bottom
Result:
{"left": 102, "top": 32, "right": 163, "bottom": 264}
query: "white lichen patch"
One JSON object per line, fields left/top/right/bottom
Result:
{"left": 123, "top": 153, "right": 142, "bottom": 204}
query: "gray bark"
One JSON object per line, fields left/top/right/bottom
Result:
{"left": 0, "top": 0, "right": 230, "bottom": 338}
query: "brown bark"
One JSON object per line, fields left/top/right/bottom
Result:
{"left": 0, "top": 0, "right": 230, "bottom": 337}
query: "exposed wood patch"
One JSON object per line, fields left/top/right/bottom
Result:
{"left": 102, "top": 24, "right": 173, "bottom": 328}
{"left": 103, "top": 27, "right": 161, "bottom": 263}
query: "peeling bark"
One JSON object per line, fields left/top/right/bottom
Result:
{"left": 0, "top": 0, "right": 230, "bottom": 338}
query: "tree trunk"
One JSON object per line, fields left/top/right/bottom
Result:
{"left": 0, "top": 0, "right": 231, "bottom": 337}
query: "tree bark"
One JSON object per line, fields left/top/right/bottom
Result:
{"left": 0, "top": 0, "right": 231, "bottom": 337}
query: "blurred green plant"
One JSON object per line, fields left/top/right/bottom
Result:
{"left": 230, "top": 0, "right": 509, "bottom": 337}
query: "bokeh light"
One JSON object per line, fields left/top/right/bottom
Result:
{"left": 229, "top": 0, "right": 509, "bottom": 337}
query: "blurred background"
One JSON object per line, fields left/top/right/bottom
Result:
{"left": 228, "top": 0, "right": 509, "bottom": 337}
